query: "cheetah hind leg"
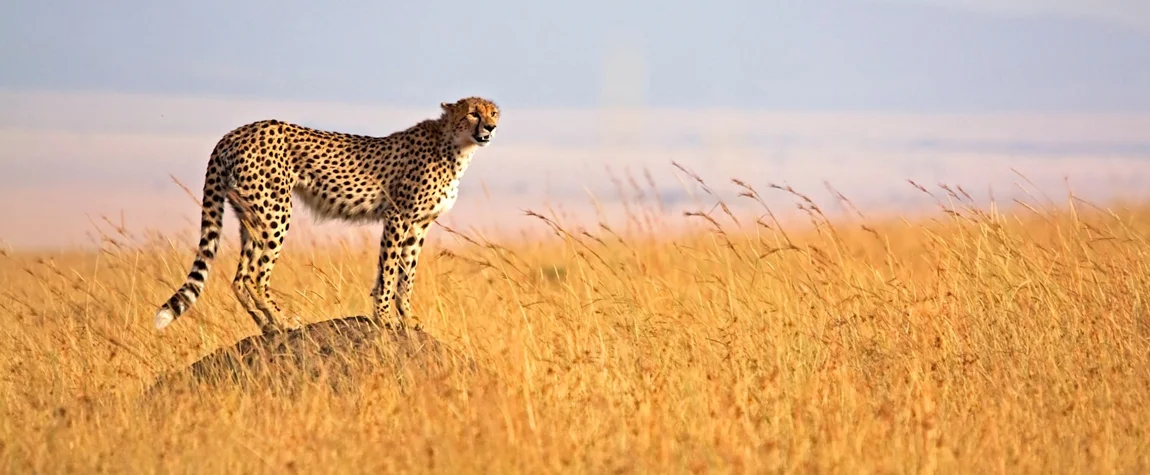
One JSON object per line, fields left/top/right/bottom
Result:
{"left": 226, "top": 187, "right": 291, "bottom": 335}
{"left": 231, "top": 226, "right": 278, "bottom": 333}
{"left": 247, "top": 216, "right": 294, "bottom": 335}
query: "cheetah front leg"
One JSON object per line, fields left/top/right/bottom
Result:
{"left": 372, "top": 215, "right": 412, "bottom": 331}
{"left": 395, "top": 221, "right": 430, "bottom": 330}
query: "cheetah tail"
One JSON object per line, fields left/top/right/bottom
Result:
{"left": 154, "top": 164, "right": 227, "bottom": 330}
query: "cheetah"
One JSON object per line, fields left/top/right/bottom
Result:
{"left": 153, "top": 96, "right": 500, "bottom": 334}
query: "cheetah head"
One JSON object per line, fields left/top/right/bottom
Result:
{"left": 441, "top": 97, "right": 499, "bottom": 147}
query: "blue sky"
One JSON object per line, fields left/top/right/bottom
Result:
{"left": 2, "top": 0, "right": 1149, "bottom": 112}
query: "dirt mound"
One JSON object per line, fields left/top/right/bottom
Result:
{"left": 150, "top": 316, "right": 476, "bottom": 394}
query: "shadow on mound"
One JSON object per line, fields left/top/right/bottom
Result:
{"left": 150, "top": 316, "right": 477, "bottom": 395}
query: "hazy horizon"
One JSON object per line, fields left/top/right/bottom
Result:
{"left": 4, "top": 89, "right": 1150, "bottom": 250}
{"left": 2, "top": 0, "right": 1149, "bottom": 249}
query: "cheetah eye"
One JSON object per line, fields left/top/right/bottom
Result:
{"left": 469, "top": 112, "right": 480, "bottom": 119}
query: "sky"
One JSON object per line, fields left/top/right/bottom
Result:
{"left": 2, "top": 0, "right": 1149, "bottom": 112}
{"left": 2, "top": 0, "right": 1150, "bottom": 249}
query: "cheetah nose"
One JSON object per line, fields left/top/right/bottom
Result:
{"left": 483, "top": 124, "right": 496, "bottom": 132}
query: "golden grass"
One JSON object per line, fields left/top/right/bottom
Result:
{"left": 2, "top": 172, "right": 1149, "bottom": 474}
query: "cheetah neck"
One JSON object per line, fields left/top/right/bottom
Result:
{"left": 447, "top": 144, "right": 477, "bottom": 177}
{"left": 441, "top": 125, "right": 479, "bottom": 170}
{"left": 420, "top": 117, "right": 480, "bottom": 177}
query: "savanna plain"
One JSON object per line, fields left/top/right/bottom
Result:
{"left": 1, "top": 170, "right": 1149, "bottom": 474}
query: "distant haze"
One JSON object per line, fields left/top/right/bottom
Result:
{"left": 1, "top": 0, "right": 1149, "bottom": 249}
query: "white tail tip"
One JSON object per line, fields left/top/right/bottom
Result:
{"left": 155, "top": 308, "right": 175, "bottom": 330}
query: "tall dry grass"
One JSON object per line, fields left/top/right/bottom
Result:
{"left": 1, "top": 167, "right": 1149, "bottom": 474}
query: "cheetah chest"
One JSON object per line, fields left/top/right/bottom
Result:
{"left": 429, "top": 180, "right": 461, "bottom": 218}
{"left": 422, "top": 150, "right": 473, "bottom": 221}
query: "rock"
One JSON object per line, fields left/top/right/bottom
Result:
{"left": 149, "top": 316, "right": 476, "bottom": 395}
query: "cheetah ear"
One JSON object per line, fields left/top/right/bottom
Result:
{"left": 440, "top": 102, "right": 452, "bottom": 112}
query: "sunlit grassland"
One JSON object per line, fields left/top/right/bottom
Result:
{"left": 1, "top": 170, "right": 1148, "bottom": 474}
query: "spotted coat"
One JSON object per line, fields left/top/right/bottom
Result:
{"left": 154, "top": 97, "right": 500, "bottom": 334}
